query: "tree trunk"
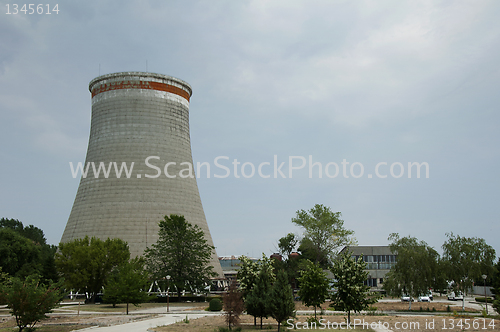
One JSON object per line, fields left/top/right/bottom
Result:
{"left": 348, "top": 310, "right": 350, "bottom": 326}
{"left": 260, "top": 316, "right": 263, "bottom": 329}
{"left": 126, "top": 302, "right": 129, "bottom": 315}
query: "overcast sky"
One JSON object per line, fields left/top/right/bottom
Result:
{"left": 1, "top": 0, "right": 499, "bottom": 259}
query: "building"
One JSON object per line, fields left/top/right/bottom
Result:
{"left": 61, "top": 72, "right": 223, "bottom": 276}
{"left": 218, "top": 256, "right": 259, "bottom": 282}
{"left": 340, "top": 246, "right": 396, "bottom": 289}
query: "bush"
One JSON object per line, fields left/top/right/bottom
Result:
{"left": 475, "top": 297, "right": 493, "bottom": 303}
{"left": 209, "top": 298, "right": 223, "bottom": 311}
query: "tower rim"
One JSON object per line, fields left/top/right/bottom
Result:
{"left": 88, "top": 71, "right": 192, "bottom": 98}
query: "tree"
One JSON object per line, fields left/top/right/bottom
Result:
{"left": 0, "top": 219, "right": 58, "bottom": 283}
{"left": 292, "top": 204, "right": 355, "bottom": 268}
{"left": 297, "top": 260, "right": 329, "bottom": 319}
{"left": 237, "top": 256, "right": 259, "bottom": 300}
{"left": 277, "top": 233, "right": 302, "bottom": 288}
{"left": 0, "top": 228, "right": 42, "bottom": 278}
{"left": 278, "top": 233, "right": 299, "bottom": 259}
{"left": 331, "top": 251, "right": 376, "bottom": 325}
{"left": 245, "top": 268, "right": 272, "bottom": 329}
{"left": 238, "top": 254, "right": 275, "bottom": 327}
{"left": 145, "top": 214, "right": 216, "bottom": 301}
{"left": 0, "top": 275, "right": 64, "bottom": 332}
{"left": 382, "top": 233, "right": 438, "bottom": 310}
{"left": 55, "top": 236, "right": 130, "bottom": 303}
{"left": 492, "top": 258, "right": 500, "bottom": 314}
{"left": 223, "top": 282, "right": 245, "bottom": 330}
{"left": 103, "top": 257, "right": 149, "bottom": 314}
{"left": 442, "top": 233, "right": 496, "bottom": 311}
{"left": 269, "top": 269, "right": 295, "bottom": 332}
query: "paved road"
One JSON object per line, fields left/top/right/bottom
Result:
{"left": 77, "top": 311, "right": 221, "bottom": 332}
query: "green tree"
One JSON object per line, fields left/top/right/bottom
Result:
{"left": 103, "top": 257, "right": 149, "bottom": 314}
{"left": 331, "top": 252, "right": 376, "bottom": 325}
{"left": 237, "top": 256, "right": 259, "bottom": 300}
{"left": 245, "top": 268, "right": 272, "bottom": 329}
{"left": 292, "top": 204, "right": 355, "bottom": 268}
{"left": 0, "top": 228, "right": 42, "bottom": 278}
{"left": 297, "top": 260, "right": 329, "bottom": 319}
{"left": 277, "top": 233, "right": 302, "bottom": 288}
{"left": 238, "top": 254, "right": 275, "bottom": 327}
{"left": 55, "top": 236, "right": 130, "bottom": 303}
{"left": 383, "top": 233, "right": 438, "bottom": 310}
{"left": 492, "top": 258, "right": 500, "bottom": 314}
{"left": 442, "top": 233, "right": 496, "bottom": 311}
{"left": 0, "top": 219, "right": 58, "bottom": 283}
{"left": 269, "top": 269, "right": 295, "bottom": 332}
{"left": 278, "top": 233, "right": 299, "bottom": 259}
{"left": 145, "top": 215, "right": 216, "bottom": 301}
{"left": 0, "top": 275, "right": 64, "bottom": 332}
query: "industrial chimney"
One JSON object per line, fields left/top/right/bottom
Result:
{"left": 61, "top": 72, "right": 223, "bottom": 276}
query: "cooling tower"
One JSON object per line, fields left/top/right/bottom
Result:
{"left": 61, "top": 72, "right": 223, "bottom": 276}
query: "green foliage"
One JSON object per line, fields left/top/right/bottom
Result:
{"left": 245, "top": 267, "right": 272, "bottom": 328}
{"left": 383, "top": 233, "right": 438, "bottom": 310}
{"left": 475, "top": 297, "right": 493, "bottom": 303}
{"left": 145, "top": 215, "right": 216, "bottom": 301}
{"left": 103, "top": 257, "right": 149, "bottom": 314}
{"left": 55, "top": 236, "right": 130, "bottom": 302}
{"left": 442, "top": 233, "right": 496, "bottom": 301}
{"left": 278, "top": 233, "right": 299, "bottom": 259}
{"left": 297, "top": 260, "right": 329, "bottom": 319}
{"left": 237, "top": 256, "right": 259, "bottom": 299}
{"left": 268, "top": 269, "right": 295, "bottom": 332}
{"left": 0, "top": 218, "right": 46, "bottom": 245}
{"left": 223, "top": 282, "right": 244, "bottom": 330}
{"left": 292, "top": 204, "right": 355, "bottom": 268}
{"left": 237, "top": 254, "right": 275, "bottom": 298}
{"left": 276, "top": 233, "right": 302, "bottom": 287}
{"left": 330, "top": 251, "right": 377, "bottom": 325}
{"left": 493, "top": 298, "right": 500, "bottom": 315}
{"left": 0, "top": 219, "right": 58, "bottom": 283}
{"left": 0, "top": 275, "right": 64, "bottom": 332}
{"left": 209, "top": 298, "right": 223, "bottom": 311}
{"left": 492, "top": 258, "right": 500, "bottom": 314}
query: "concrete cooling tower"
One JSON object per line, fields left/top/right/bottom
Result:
{"left": 61, "top": 72, "right": 223, "bottom": 276}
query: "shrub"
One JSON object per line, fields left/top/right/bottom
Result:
{"left": 475, "top": 297, "right": 493, "bottom": 303}
{"left": 209, "top": 298, "right": 223, "bottom": 311}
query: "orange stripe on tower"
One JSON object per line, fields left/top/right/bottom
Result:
{"left": 91, "top": 80, "right": 190, "bottom": 101}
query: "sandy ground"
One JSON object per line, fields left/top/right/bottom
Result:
{"left": 152, "top": 314, "right": 500, "bottom": 332}
{"left": 0, "top": 299, "right": 493, "bottom": 332}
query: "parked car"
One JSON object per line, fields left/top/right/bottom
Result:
{"left": 447, "top": 291, "right": 464, "bottom": 301}
{"left": 418, "top": 294, "right": 430, "bottom": 302}
{"left": 401, "top": 295, "right": 413, "bottom": 302}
